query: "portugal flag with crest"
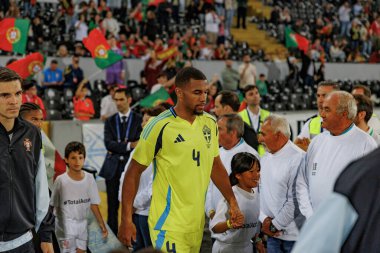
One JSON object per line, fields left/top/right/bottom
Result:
{"left": 83, "top": 29, "right": 123, "bottom": 69}
{"left": 0, "top": 18, "right": 29, "bottom": 54}
{"left": 7, "top": 52, "right": 44, "bottom": 79}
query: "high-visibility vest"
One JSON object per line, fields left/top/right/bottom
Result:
{"left": 239, "top": 108, "right": 270, "bottom": 156}
{"left": 309, "top": 116, "right": 322, "bottom": 139}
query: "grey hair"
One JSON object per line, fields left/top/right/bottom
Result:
{"left": 328, "top": 91, "right": 357, "bottom": 120}
{"left": 219, "top": 113, "right": 244, "bottom": 138}
{"left": 264, "top": 114, "right": 291, "bottom": 138}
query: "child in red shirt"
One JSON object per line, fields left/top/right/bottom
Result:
{"left": 73, "top": 80, "right": 95, "bottom": 121}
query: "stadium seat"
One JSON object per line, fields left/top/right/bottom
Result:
{"left": 46, "top": 109, "right": 62, "bottom": 120}
{"left": 45, "top": 88, "right": 62, "bottom": 101}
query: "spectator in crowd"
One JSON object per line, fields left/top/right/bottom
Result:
{"left": 64, "top": 55, "right": 84, "bottom": 91}
{"left": 205, "top": 7, "right": 220, "bottom": 45}
{"left": 157, "top": 0, "right": 172, "bottom": 33}
{"left": 74, "top": 14, "right": 88, "bottom": 43}
{"left": 73, "top": 80, "right": 95, "bottom": 121}
{"left": 42, "top": 59, "right": 64, "bottom": 89}
{"left": 300, "top": 48, "right": 316, "bottom": 87}
{"left": 22, "top": 79, "right": 46, "bottom": 118}
{"left": 214, "top": 90, "right": 259, "bottom": 151}
{"left": 296, "top": 91, "right": 377, "bottom": 220}
{"left": 236, "top": 0, "right": 247, "bottom": 29}
{"left": 56, "top": 44, "right": 69, "bottom": 70}
{"left": 100, "top": 85, "right": 118, "bottom": 121}
{"left": 338, "top": 1, "right": 351, "bottom": 37}
{"left": 256, "top": 73, "right": 268, "bottom": 96}
{"left": 360, "top": 20, "right": 372, "bottom": 58}
{"left": 102, "top": 10, "right": 120, "bottom": 38}
{"left": 143, "top": 51, "right": 168, "bottom": 92}
{"left": 353, "top": 94, "right": 380, "bottom": 145}
{"left": 221, "top": 58, "right": 240, "bottom": 91}
{"left": 31, "top": 16, "right": 44, "bottom": 50}
{"left": 106, "top": 35, "right": 126, "bottom": 86}
{"left": 225, "top": 0, "right": 235, "bottom": 38}
{"left": 204, "top": 80, "right": 220, "bottom": 113}
{"left": 0, "top": 67, "right": 54, "bottom": 253}
{"left": 238, "top": 53, "right": 257, "bottom": 90}
{"left": 259, "top": 115, "right": 303, "bottom": 253}
{"left": 330, "top": 39, "right": 346, "bottom": 62}
{"left": 150, "top": 71, "right": 170, "bottom": 94}
{"left": 142, "top": 10, "right": 159, "bottom": 43}
{"left": 99, "top": 88, "right": 143, "bottom": 235}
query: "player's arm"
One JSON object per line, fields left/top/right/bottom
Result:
{"left": 91, "top": 204, "right": 108, "bottom": 238}
{"left": 118, "top": 159, "right": 148, "bottom": 247}
{"left": 211, "top": 156, "right": 244, "bottom": 227}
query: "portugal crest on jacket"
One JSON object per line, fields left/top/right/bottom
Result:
{"left": 23, "top": 138, "right": 32, "bottom": 152}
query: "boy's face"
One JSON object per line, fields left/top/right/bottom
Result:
{"left": 65, "top": 151, "right": 85, "bottom": 172}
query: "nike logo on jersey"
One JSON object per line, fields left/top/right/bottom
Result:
{"left": 174, "top": 134, "right": 185, "bottom": 143}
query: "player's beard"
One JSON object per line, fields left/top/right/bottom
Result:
{"left": 193, "top": 109, "right": 204, "bottom": 115}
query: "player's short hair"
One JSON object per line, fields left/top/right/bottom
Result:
{"left": 65, "top": 141, "right": 86, "bottom": 159}
{"left": 217, "top": 91, "right": 240, "bottom": 112}
{"left": 19, "top": 102, "right": 42, "bottom": 118}
{"left": 143, "top": 105, "right": 167, "bottom": 117}
{"left": 114, "top": 88, "right": 131, "bottom": 97}
{"left": 353, "top": 94, "right": 373, "bottom": 123}
{"left": 230, "top": 152, "right": 260, "bottom": 186}
{"left": 242, "top": 85, "right": 259, "bottom": 98}
{"left": 264, "top": 114, "right": 291, "bottom": 138}
{"left": 218, "top": 113, "right": 244, "bottom": 138}
{"left": 175, "top": 67, "right": 207, "bottom": 88}
{"left": 352, "top": 84, "right": 371, "bottom": 98}
{"left": 317, "top": 80, "right": 340, "bottom": 90}
{"left": 0, "top": 67, "right": 22, "bottom": 83}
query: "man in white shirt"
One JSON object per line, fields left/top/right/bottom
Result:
{"left": 351, "top": 84, "right": 380, "bottom": 136}
{"left": 205, "top": 7, "right": 220, "bottom": 45}
{"left": 353, "top": 94, "right": 380, "bottom": 145}
{"left": 295, "top": 81, "right": 340, "bottom": 151}
{"left": 206, "top": 114, "right": 259, "bottom": 221}
{"left": 100, "top": 85, "right": 118, "bottom": 121}
{"left": 296, "top": 91, "right": 377, "bottom": 219}
{"left": 238, "top": 54, "right": 256, "bottom": 89}
{"left": 259, "top": 115, "right": 304, "bottom": 253}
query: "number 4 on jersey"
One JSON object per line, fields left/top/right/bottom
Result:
{"left": 192, "top": 149, "right": 200, "bottom": 166}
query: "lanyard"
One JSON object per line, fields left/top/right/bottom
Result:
{"left": 116, "top": 113, "right": 133, "bottom": 143}
{"left": 247, "top": 110, "right": 261, "bottom": 133}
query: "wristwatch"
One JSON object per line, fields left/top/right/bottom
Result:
{"left": 269, "top": 222, "right": 278, "bottom": 233}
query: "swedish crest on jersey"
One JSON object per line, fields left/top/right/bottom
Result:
{"left": 202, "top": 125, "right": 211, "bottom": 148}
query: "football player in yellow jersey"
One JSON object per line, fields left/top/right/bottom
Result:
{"left": 118, "top": 67, "right": 244, "bottom": 253}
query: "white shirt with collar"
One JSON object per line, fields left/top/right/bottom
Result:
{"left": 247, "top": 107, "right": 261, "bottom": 132}
{"left": 117, "top": 109, "right": 132, "bottom": 151}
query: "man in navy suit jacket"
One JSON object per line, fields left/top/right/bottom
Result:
{"left": 99, "top": 88, "right": 143, "bottom": 235}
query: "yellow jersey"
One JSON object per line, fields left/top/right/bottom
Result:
{"left": 133, "top": 108, "right": 219, "bottom": 233}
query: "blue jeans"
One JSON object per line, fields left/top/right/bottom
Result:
{"left": 267, "top": 237, "right": 295, "bottom": 253}
{"left": 132, "top": 213, "right": 152, "bottom": 251}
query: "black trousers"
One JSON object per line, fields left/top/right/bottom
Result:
{"left": 105, "top": 163, "right": 124, "bottom": 235}
{"left": 237, "top": 6, "right": 247, "bottom": 28}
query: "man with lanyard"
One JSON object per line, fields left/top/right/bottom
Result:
{"left": 239, "top": 85, "right": 270, "bottom": 156}
{"left": 99, "top": 88, "right": 143, "bottom": 235}
{"left": 296, "top": 91, "right": 377, "bottom": 220}
{"left": 295, "top": 81, "right": 339, "bottom": 151}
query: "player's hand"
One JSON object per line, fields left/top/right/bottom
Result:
{"left": 229, "top": 205, "right": 244, "bottom": 228}
{"left": 256, "top": 241, "right": 266, "bottom": 253}
{"left": 40, "top": 242, "right": 54, "bottom": 253}
{"left": 130, "top": 141, "right": 139, "bottom": 148}
{"left": 118, "top": 221, "right": 136, "bottom": 247}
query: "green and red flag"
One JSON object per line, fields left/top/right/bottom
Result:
{"left": 0, "top": 18, "right": 30, "bottom": 54}
{"left": 140, "top": 87, "right": 174, "bottom": 108}
{"left": 83, "top": 29, "right": 123, "bottom": 69}
{"left": 285, "top": 26, "right": 310, "bottom": 53}
{"left": 7, "top": 52, "right": 44, "bottom": 79}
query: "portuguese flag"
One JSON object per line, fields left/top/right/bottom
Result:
{"left": 7, "top": 52, "right": 44, "bottom": 79}
{"left": 157, "top": 46, "right": 178, "bottom": 61}
{"left": 83, "top": 29, "right": 123, "bottom": 69}
{"left": 0, "top": 18, "right": 29, "bottom": 54}
{"left": 285, "top": 26, "right": 310, "bottom": 53}
{"left": 140, "top": 87, "right": 174, "bottom": 108}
